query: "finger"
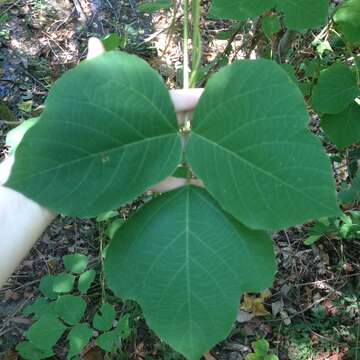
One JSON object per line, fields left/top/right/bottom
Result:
{"left": 87, "top": 37, "right": 106, "bottom": 60}
{"left": 149, "top": 176, "right": 205, "bottom": 193}
{"left": 0, "top": 156, "right": 14, "bottom": 185}
{"left": 150, "top": 176, "right": 188, "bottom": 193}
{"left": 170, "top": 88, "right": 204, "bottom": 112}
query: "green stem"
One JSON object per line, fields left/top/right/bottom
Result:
{"left": 189, "top": 0, "right": 201, "bottom": 87}
{"left": 98, "top": 224, "right": 106, "bottom": 304}
{"left": 183, "top": 0, "right": 190, "bottom": 89}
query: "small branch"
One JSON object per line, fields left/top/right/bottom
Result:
{"left": 189, "top": 0, "right": 201, "bottom": 87}
{"left": 182, "top": 0, "right": 190, "bottom": 89}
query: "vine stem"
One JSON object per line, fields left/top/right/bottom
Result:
{"left": 189, "top": 0, "right": 201, "bottom": 87}
{"left": 182, "top": 0, "right": 190, "bottom": 89}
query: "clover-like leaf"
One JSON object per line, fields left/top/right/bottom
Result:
{"left": 39, "top": 275, "right": 58, "bottom": 300}
{"left": 93, "top": 303, "right": 116, "bottom": 331}
{"left": 78, "top": 269, "right": 96, "bottom": 294}
{"left": 52, "top": 273, "right": 75, "bottom": 293}
{"left": 105, "top": 186, "right": 276, "bottom": 359}
{"left": 96, "top": 330, "right": 119, "bottom": 352}
{"left": 56, "top": 295, "right": 87, "bottom": 325}
{"left": 23, "top": 297, "right": 57, "bottom": 319}
{"left": 67, "top": 323, "right": 93, "bottom": 358}
{"left": 63, "top": 253, "right": 88, "bottom": 274}
{"left": 186, "top": 59, "right": 339, "bottom": 231}
{"left": 311, "top": 63, "right": 359, "bottom": 115}
{"left": 6, "top": 51, "right": 181, "bottom": 217}
{"left": 25, "top": 314, "right": 66, "bottom": 351}
{"left": 321, "top": 102, "right": 360, "bottom": 149}
{"left": 16, "top": 341, "right": 54, "bottom": 360}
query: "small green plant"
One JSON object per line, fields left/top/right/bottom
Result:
{"left": 245, "top": 339, "right": 279, "bottom": 360}
{"left": 16, "top": 253, "right": 131, "bottom": 359}
{"left": 304, "top": 210, "right": 360, "bottom": 245}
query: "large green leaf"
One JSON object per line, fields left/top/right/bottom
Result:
{"left": 311, "top": 63, "right": 359, "bottom": 114}
{"left": 186, "top": 59, "right": 339, "bottom": 230}
{"left": 276, "top": 0, "right": 329, "bottom": 30}
{"left": 321, "top": 102, "right": 360, "bottom": 149}
{"left": 6, "top": 51, "right": 181, "bottom": 217}
{"left": 105, "top": 186, "right": 276, "bottom": 359}
{"left": 209, "top": 0, "right": 276, "bottom": 21}
{"left": 334, "top": 0, "right": 360, "bottom": 45}
{"left": 209, "top": 0, "right": 329, "bottom": 30}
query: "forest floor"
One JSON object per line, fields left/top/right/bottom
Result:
{"left": 0, "top": 1, "right": 360, "bottom": 360}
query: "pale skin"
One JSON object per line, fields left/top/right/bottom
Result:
{"left": 0, "top": 38, "right": 204, "bottom": 288}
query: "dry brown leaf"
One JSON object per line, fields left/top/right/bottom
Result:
{"left": 241, "top": 290, "right": 271, "bottom": 316}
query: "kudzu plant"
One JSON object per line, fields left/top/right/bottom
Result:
{"left": 5, "top": 0, "right": 360, "bottom": 358}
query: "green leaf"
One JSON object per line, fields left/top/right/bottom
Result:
{"left": 210, "top": 0, "right": 276, "bottom": 21}
{"left": 265, "top": 355, "right": 279, "bottom": 360}
{"left": 334, "top": 0, "right": 360, "bottom": 45}
{"left": 137, "top": 0, "right": 172, "bottom": 13}
{"left": 245, "top": 355, "right": 262, "bottom": 360}
{"left": 96, "top": 210, "right": 118, "bottom": 222}
{"left": 25, "top": 314, "right": 66, "bottom": 351}
{"left": 262, "top": 15, "right": 281, "bottom": 39}
{"left": 321, "top": 102, "right": 360, "bottom": 149}
{"left": 276, "top": 0, "right": 329, "bottom": 30}
{"left": 63, "top": 253, "right": 88, "bottom": 274}
{"left": 96, "top": 330, "right": 118, "bottom": 352}
{"left": 186, "top": 59, "right": 339, "bottom": 231}
{"left": 6, "top": 51, "right": 181, "bottom": 218}
{"left": 56, "top": 295, "right": 87, "bottom": 325}
{"left": 23, "top": 297, "right": 57, "bottom": 319}
{"left": 311, "top": 63, "right": 359, "bottom": 114}
{"left": 39, "top": 275, "right": 58, "bottom": 300}
{"left": 106, "top": 218, "right": 125, "bottom": 239}
{"left": 78, "top": 269, "right": 96, "bottom": 294}
{"left": 16, "top": 341, "right": 54, "bottom": 360}
{"left": 5, "top": 117, "right": 39, "bottom": 155}
{"left": 67, "top": 323, "right": 93, "bottom": 359}
{"left": 105, "top": 186, "right": 276, "bottom": 360}
{"left": 338, "top": 176, "right": 360, "bottom": 204}
{"left": 52, "top": 273, "right": 75, "bottom": 293}
{"left": 115, "top": 314, "right": 131, "bottom": 338}
{"left": 102, "top": 33, "right": 126, "bottom": 51}
{"left": 314, "top": 40, "right": 333, "bottom": 57}
{"left": 209, "top": 0, "right": 329, "bottom": 30}
{"left": 280, "top": 63, "right": 298, "bottom": 84}
{"left": 252, "top": 339, "right": 269, "bottom": 355}
{"left": 93, "top": 303, "right": 116, "bottom": 331}
{"left": 303, "top": 234, "right": 322, "bottom": 246}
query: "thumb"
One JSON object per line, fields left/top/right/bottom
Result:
{"left": 87, "top": 37, "right": 106, "bottom": 60}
